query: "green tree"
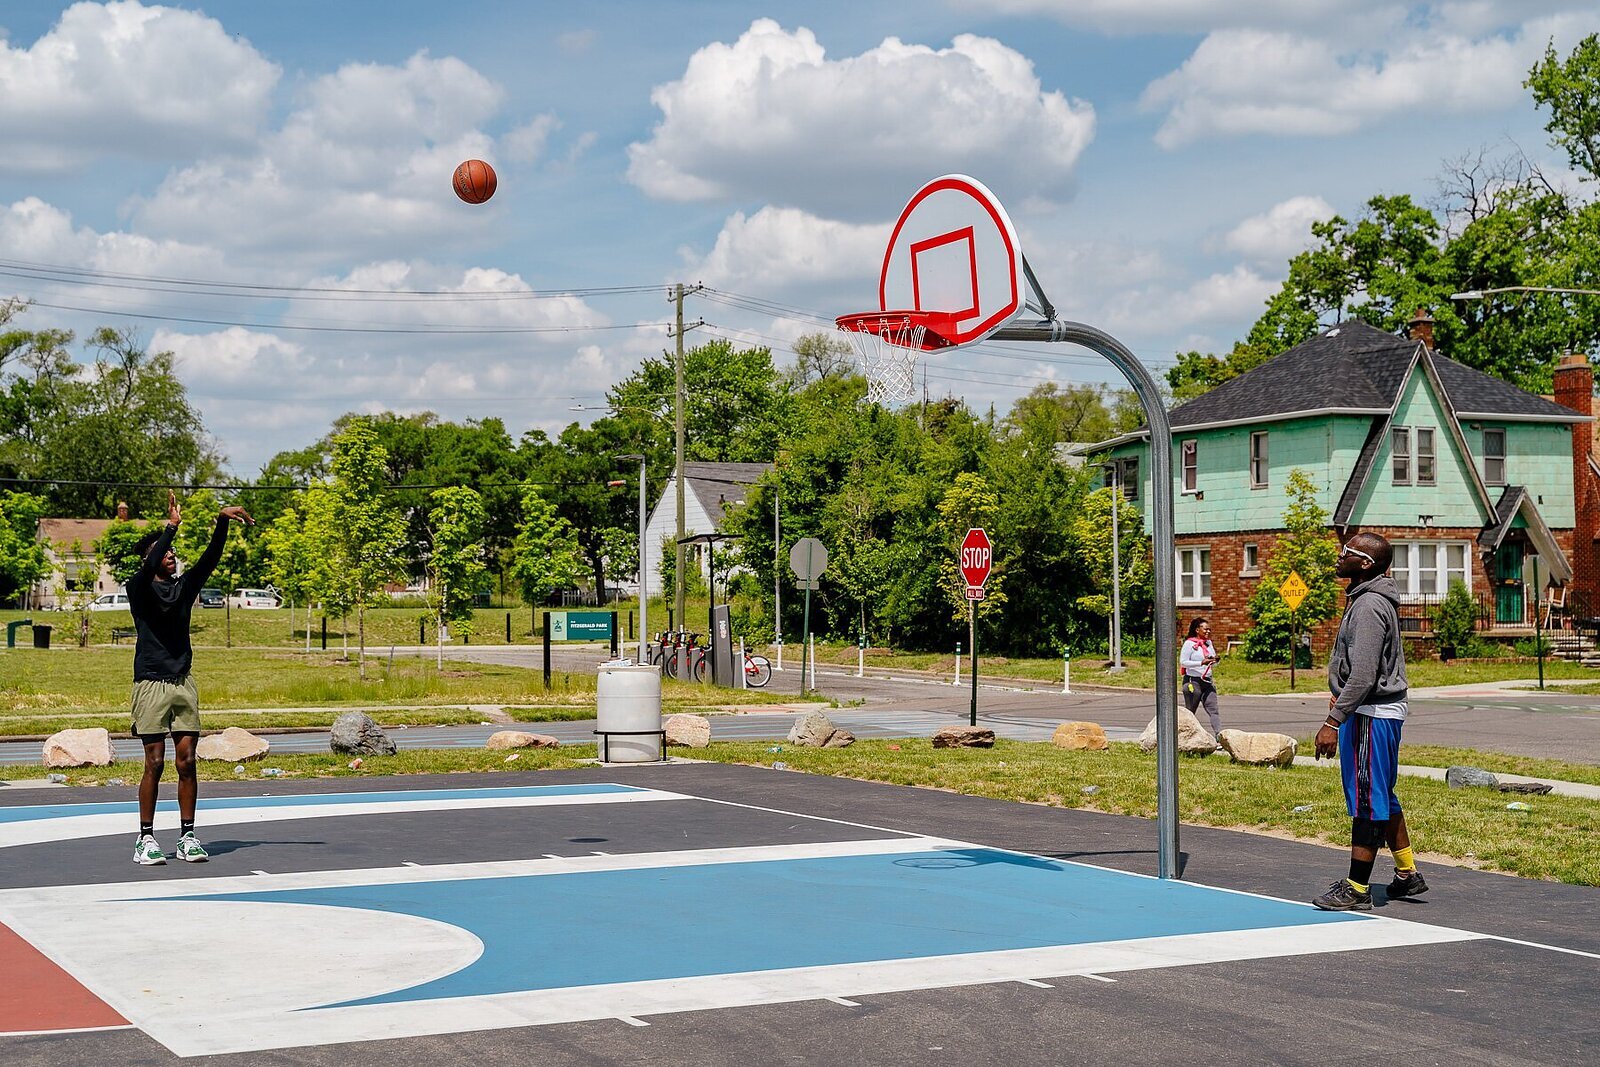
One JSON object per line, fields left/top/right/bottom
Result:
{"left": 1243, "top": 469, "right": 1341, "bottom": 662}
{"left": 262, "top": 497, "right": 315, "bottom": 640}
{"left": 1527, "top": 33, "right": 1600, "bottom": 181}
{"left": 300, "top": 485, "right": 355, "bottom": 644}
{"left": 936, "top": 472, "right": 1006, "bottom": 625}
{"left": 95, "top": 517, "right": 153, "bottom": 587}
{"left": 1431, "top": 579, "right": 1477, "bottom": 659}
{"left": 1065, "top": 486, "right": 1152, "bottom": 651}
{"left": 0, "top": 490, "right": 50, "bottom": 606}
{"left": 326, "top": 420, "right": 407, "bottom": 675}
{"left": 426, "top": 486, "right": 488, "bottom": 662}
{"left": 509, "top": 486, "right": 586, "bottom": 615}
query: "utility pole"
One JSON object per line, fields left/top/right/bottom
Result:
{"left": 667, "top": 283, "right": 703, "bottom": 634}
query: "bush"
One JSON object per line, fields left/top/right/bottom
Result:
{"left": 1431, "top": 580, "right": 1476, "bottom": 657}
{"left": 1514, "top": 636, "right": 1554, "bottom": 657}
{"left": 1460, "top": 635, "right": 1503, "bottom": 659}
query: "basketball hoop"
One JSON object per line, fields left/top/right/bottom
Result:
{"left": 835, "top": 311, "right": 955, "bottom": 405}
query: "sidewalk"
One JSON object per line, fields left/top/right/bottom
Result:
{"left": 1289, "top": 754, "right": 1600, "bottom": 800}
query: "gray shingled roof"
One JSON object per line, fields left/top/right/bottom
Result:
{"left": 685, "top": 462, "right": 772, "bottom": 526}
{"left": 1167, "top": 320, "right": 1578, "bottom": 428}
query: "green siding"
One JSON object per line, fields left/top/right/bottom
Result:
{"left": 1462, "top": 421, "right": 1575, "bottom": 527}
{"left": 1354, "top": 371, "right": 1487, "bottom": 527}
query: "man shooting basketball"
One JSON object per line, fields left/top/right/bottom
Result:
{"left": 1311, "top": 532, "right": 1425, "bottom": 910}
{"left": 127, "top": 490, "right": 253, "bottom": 865}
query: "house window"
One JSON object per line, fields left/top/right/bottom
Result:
{"left": 1177, "top": 546, "right": 1212, "bottom": 603}
{"left": 1483, "top": 428, "right": 1506, "bottom": 485}
{"left": 1249, "top": 432, "right": 1268, "bottom": 488}
{"left": 1416, "top": 428, "right": 1436, "bottom": 485}
{"left": 1106, "top": 457, "right": 1139, "bottom": 502}
{"left": 1392, "top": 427, "right": 1411, "bottom": 484}
{"left": 1391, "top": 541, "right": 1471, "bottom": 600}
{"left": 1181, "top": 440, "right": 1198, "bottom": 493}
{"left": 1241, "top": 542, "right": 1260, "bottom": 576}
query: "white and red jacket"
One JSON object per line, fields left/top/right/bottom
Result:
{"left": 1180, "top": 637, "right": 1216, "bottom": 681}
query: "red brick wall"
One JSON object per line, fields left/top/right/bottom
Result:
{"left": 1553, "top": 355, "right": 1599, "bottom": 606}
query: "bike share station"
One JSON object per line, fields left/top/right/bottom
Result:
{"left": 0, "top": 176, "right": 1533, "bottom": 1061}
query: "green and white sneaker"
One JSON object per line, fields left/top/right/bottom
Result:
{"left": 133, "top": 834, "right": 167, "bottom": 866}
{"left": 175, "top": 832, "right": 209, "bottom": 863}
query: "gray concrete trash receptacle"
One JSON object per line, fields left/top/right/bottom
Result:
{"left": 594, "top": 663, "right": 664, "bottom": 762}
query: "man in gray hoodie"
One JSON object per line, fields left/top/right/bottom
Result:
{"left": 1311, "top": 532, "right": 1426, "bottom": 911}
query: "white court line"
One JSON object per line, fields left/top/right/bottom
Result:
{"left": 825, "top": 996, "right": 861, "bottom": 1006}
{"left": 0, "top": 1024, "right": 134, "bottom": 1038}
{"left": 1014, "top": 978, "right": 1053, "bottom": 988}
{"left": 1481, "top": 933, "right": 1600, "bottom": 961}
{"left": 0, "top": 787, "right": 688, "bottom": 850}
{"left": 616, "top": 1016, "right": 650, "bottom": 1027}
{"left": 1080, "top": 974, "right": 1117, "bottom": 983}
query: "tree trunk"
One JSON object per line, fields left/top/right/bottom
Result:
{"left": 593, "top": 558, "right": 607, "bottom": 605}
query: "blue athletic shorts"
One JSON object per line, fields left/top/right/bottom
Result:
{"left": 1339, "top": 713, "right": 1403, "bottom": 821}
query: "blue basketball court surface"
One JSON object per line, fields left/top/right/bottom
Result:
{"left": 0, "top": 769, "right": 1517, "bottom": 1060}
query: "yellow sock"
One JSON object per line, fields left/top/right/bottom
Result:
{"left": 1346, "top": 878, "right": 1368, "bottom": 893}
{"left": 1393, "top": 847, "right": 1416, "bottom": 873}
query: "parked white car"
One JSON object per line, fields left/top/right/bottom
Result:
{"left": 227, "top": 588, "right": 281, "bottom": 609}
{"left": 87, "top": 592, "right": 131, "bottom": 612}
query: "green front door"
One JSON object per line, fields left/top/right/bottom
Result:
{"left": 1495, "top": 545, "right": 1525, "bottom": 624}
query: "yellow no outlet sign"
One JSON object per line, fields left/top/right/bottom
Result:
{"left": 1279, "top": 571, "right": 1309, "bottom": 611}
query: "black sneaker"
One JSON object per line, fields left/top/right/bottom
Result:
{"left": 1386, "top": 870, "right": 1428, "bottom": 899}
{"left": 1311, "top": 879, "right": 1372, "bottom": 911}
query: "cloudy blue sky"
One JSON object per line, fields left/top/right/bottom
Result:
{"left": 0, "top": 1, "right": 1594, "bottom": 473}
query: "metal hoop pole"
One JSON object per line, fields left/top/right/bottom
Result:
{"left": 994, "top": 318, "right": 1180, "bottom": 880}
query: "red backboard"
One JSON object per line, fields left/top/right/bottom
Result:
{"left": 960, "top": 527, "right": 992, "bottom": 588}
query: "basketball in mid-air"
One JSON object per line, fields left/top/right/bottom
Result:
{"left": 452, "top": 159, "right": 497, "bottom": 204}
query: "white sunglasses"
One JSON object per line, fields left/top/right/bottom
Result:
{"left": 1339, "top": 545, "right": 1376, "bottom": 564}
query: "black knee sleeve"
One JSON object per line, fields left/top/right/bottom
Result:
{"left": 1352, "top": 817, "right": 1389, "bottom": 849}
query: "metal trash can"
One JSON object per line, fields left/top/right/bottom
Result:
{"left": 594, "top": 662, "right": 663, "bottom": 763}
{"left": 31, "top": 624, "right": 52, "bottom": 650}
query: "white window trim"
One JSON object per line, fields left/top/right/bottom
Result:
{"left": 1416, "top": 427, "right": 1436, "bottom": 486}
{"left": 1181, "top": 439, "right": 1198, "bottom": 494}
{"left": 1249, "top": 432, "right": 1268, "bottom": 489}
{"left": 1390, "top": 539, "right": 1472, "bottom": 602}
{"left": 1483, "top": 427, "right": 1506, "bottom": 486}
{"left": 1240, "top": 541, "right": 1261, "bottom": 577}
{"left": 1177, "top": 545, "right": 1213, "bottom": 605}
{"left": 1392, "top": 426, "right": 1411, "bottom": 485}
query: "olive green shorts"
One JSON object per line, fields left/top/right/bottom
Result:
{"left": 130, "top": 676, "right": 201, "bottom": 737}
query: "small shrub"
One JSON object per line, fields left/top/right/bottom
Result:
{"left": 1460, "top": 635, "right": 1502, "bottom": 659}
{"left": 1513, "top": 636, "right": 1554, "bottom": 657}
{"left": 1431, "top": 581, "right": 1476, "bottom": 657}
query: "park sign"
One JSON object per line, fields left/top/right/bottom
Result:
{"left": 1279, "top": 571, "right": 1309, "bottom": 612}
{"left": 549, "top": 611, "right": 614, "bottom": 642}
{"left": 960, "top": 528, "right": 992, "bottom": 599}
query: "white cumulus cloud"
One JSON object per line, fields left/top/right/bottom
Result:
{"left": 627, "top": 19, "right": 1095, "bottom": 220}
{"left": 686, "top": 206, "right": 889, "bottom": 293}
{"left": 0, "top": 1, "right": 279, "bottom": 172}
{"left": 1222, "top": 196, "right": 1334, "bottom": 262}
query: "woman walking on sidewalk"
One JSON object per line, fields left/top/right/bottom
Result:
{"left": 1181, "top": 617, "right": 1222, "bottom": 735}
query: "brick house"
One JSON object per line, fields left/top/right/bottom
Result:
{"left": 1074, "top": 316, "right": 1596, "bottom": 650}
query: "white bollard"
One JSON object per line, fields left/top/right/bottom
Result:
{"left": 857, "top": 643, "right": 864, "bottom": 678}
{"left": 1062, "top": 652, "right": 1071, "bottom": 695}
{"left": 776, "top": 639, "right": 783, "bottom": 672}
{"left": 738, "top": 638, "right": 748, "bottom": 689}
{"left": 808, "top": 635, "right": 817, "bottom": 689}
{"left": 954, "top": 646, "right": 962, "bottom": 688}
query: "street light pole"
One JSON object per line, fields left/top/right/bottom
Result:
{"left": 618, "top": 454, "right": 648, "bottom": 664}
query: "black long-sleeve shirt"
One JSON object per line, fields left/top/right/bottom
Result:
{"left": 126, "top": 517, "right": 228, "bottom": 682}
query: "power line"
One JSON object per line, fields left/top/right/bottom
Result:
{"left": 21, "top": 300, "right": 672, "bottom": 336}
{"left": 1, "top": 476, "right": 605, "bottom": 493}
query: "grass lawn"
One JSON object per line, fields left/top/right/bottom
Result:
{"left": 694, "top": 739, "right": 1600, "bottom": 886}
{"left": 0, "top": 647, "right": 810, "bottom": 735}
{"left": 804, "top": 642, "right": 1600, "bottom": 694}
{"left": 7, "top": 738, "right": 1591, "bottom": 886}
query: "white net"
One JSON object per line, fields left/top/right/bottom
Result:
{"left": 838, "top": 315, "right": 924, "bottom": 405}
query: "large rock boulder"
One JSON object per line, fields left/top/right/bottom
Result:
{"left": 787, "top": 710, "right": 839, "bottom": 747}
{"left": 664, "top": 713, "right": 711, "bottom": 748}
{"left": 329, "top": 712, "right": 397, "bottom": 757}
{"left": 1138, "top": 708, "right": 1218, "bottom": 755}
{"left": 1445, "top": 765, "right": 1499, "bottom": 790}
{"left": 42, "top": 728, "right": 114, "bottom": 768}
{"left": 1218, "top": 729, "right": 1296, "bottom": 768}
{"left": 196, "top": 727, "right": 269, "bottom": 763}
{"left": 485, "top": 730, "right": 560, "bottom": 750}
{"left": 823, "top": 728, "right": 857, "bottom": 748}
{"left": 932, "top": 725, "right": 995, "bottom": 748}
{"left": 1052, "top": 722, "right": 1108, "bottom": 751}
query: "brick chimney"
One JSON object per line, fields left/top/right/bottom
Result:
{"left": 1553, "top": 352, "right": 1598, "bottom": 606}
{"left": 1406, "top": 308, "right": 1435, "bottom": 350}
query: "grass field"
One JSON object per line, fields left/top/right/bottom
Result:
{"left": 0, "top": 647, "right": 810, "bottom": 736}
{"left": 7, "top": 738, "right": 1592, "bottom": 886}
{"left": 805, "top": 642, "right": 1599, "bottom": 693}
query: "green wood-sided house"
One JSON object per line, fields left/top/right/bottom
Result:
{"left": 1075, "top": 315, "right": 1598, "bottom": 648}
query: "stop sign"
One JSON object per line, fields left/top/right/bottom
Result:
{"left": 959, "top": 527, "right": 992, "bottom": 588}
